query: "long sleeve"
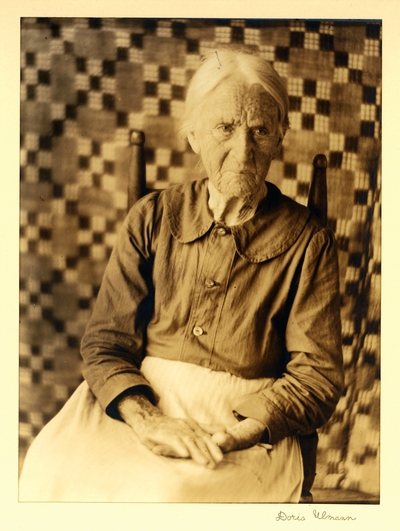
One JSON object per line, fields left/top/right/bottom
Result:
{"left": 81, "top": 193, "right": 159, "bottom": 414}
{"left": 81, "top": 179, "right": 344, "bottom": 439}
{"left": 232, "top": 228, "right": 344, "bottom": 444}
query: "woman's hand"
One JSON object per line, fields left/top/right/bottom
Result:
{"left": 118, "top": 394, "right": 225, "bottom": 468}
{"left": 211, "top": 418, "right": 267, "bottom": 452}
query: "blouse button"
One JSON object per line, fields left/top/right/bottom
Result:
{"left": 205, "top": 279, "right": 215, "bottom": 288}
{"left": 217, "top": 227, "right": 227, "bottom": 236}
{"left": 193, "top": 326, "right": 204, "bottom": 336}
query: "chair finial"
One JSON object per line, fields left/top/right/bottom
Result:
{"left": 130, "top": 130, "right": 145, "bottom": 146}
{"left": 313, "top": 154, "right": 327, "bottom": 169}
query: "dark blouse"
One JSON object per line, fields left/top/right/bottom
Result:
{"left": 81, "top": 178, "right": 343, "bottom": 444}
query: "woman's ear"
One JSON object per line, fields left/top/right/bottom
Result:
{"left": 187, "top": 131, "right": 200, "bottom": 155}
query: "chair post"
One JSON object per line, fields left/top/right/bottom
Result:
{"left": 299, "top": 153, "right": 329, "bottom": 503}
{"left": 128, "top": 130, "right": 147, "bottom": 211}
{"left": 308, "top": 154, "right": 328, "bottom": 227}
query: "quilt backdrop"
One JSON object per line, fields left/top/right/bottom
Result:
{"left": 20, "top": 18, "right": 381, "bottom": 496}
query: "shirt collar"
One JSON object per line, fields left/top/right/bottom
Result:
{"left": 164, "top": 178, "right": 310, "bottom": 263}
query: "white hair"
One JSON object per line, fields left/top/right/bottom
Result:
{"left": 179, "top": 46, "right": 290, "bottom": 144}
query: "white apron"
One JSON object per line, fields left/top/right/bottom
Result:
{"left": 19, "top": 357, "right": 303, "bottom": 502}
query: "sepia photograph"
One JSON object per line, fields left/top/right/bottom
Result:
{"left": 17, "top": 17, "right": 381, "bottom": 505}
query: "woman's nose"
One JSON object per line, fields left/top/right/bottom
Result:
{"left": 230, "top": 130, "right": 253, "bottom": 164}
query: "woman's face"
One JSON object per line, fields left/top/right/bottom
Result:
{"left": 188, "top": 78, "right": 282, "bottom": 200}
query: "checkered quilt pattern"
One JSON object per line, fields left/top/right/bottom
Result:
{"left": 20, "top": 18, "right": 381, "bottom": 497}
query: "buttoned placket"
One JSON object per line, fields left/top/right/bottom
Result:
{"left": 180, "top": 223, "right": 236, "bottom": 367}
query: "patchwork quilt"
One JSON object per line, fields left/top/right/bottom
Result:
{"left": 20, "top": 18, "right": 381, "bottom": 496}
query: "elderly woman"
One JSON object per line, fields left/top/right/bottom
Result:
{"left": 20, "top": 48, "right": 343, "bottom": 503}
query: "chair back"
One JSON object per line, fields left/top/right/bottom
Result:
{"left": 308, "top": 154, "right": 328, "bottom": 226}
{"left": 128, "top": 130, "right": 328, "bottom": 227}
{"left": 128, "top": 130, "right": 147, "bottom": 210}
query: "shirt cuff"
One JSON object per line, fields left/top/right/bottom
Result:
{"left": 232, "top": 393, "right": 290, "bottom": 445}
{"left": 94, "top": 372, "right": 155, "bottom": 419}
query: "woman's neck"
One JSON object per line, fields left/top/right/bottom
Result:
{"left": 207, "top": 180, "right": 267, "bottom": 226}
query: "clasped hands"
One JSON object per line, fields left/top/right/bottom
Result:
{"left": 118, "top": 394, "right": 267, "bottom": 469}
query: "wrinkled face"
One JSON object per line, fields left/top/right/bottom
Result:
{"left": 188, "top": 78, "right": 282, "bottom": 199}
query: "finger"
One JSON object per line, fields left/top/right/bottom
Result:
{"left": 183, "top": 422, "right": 224, "bottom": 464}
{"left": 149, "top": 438, "right": 190, "bottom": 459}
{"left": 198, "top": 423, "right": 227, "bottom": 435}
{"left": 184, "top": 437, "right": 216, "bottom": 467}
{"left": 184, "top": 418, "right": 211, "bottom": 437}
{"left": 226, "top": 418, "right": 265, "bottom": 447}
{"left": 194, "top": 436, "right": 224, "bottom": 467}
{"left": 211, "top": 431, "right": 237, "bottom": 453}
{"left": 151, "top": 443, "right": 190, "bottom": 458}
{"left": 151, "top": 444, "right": 180, "bottom": 457}
{"left": 194, "top": 437, "right": 218, "bottom": 468}
{"left": 202, "top": 435, "right": 225, "bottom": 463}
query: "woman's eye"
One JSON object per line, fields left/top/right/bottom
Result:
{"left": 217, "top": 125, "right": 233, "bottom": 135}
{"left": 253, "top": 128, "right": 269, "bottom": 137}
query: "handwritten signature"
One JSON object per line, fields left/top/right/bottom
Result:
{"left": 276, "top": 510, "right": 356, "bottom": 521}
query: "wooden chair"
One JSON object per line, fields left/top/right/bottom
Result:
{"left": 128, "top": 131, "right": 328, "bottom": 222}
{"left": 128, "top": 130, "right": 328, "bottom": 503}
